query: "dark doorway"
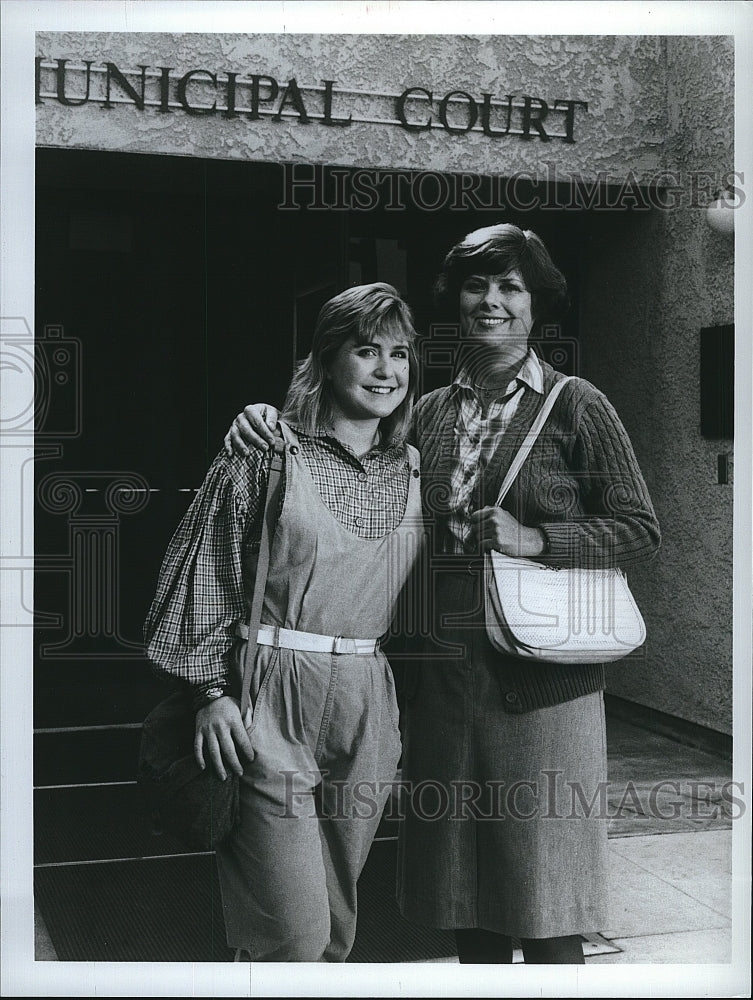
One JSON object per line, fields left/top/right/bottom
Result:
{"left": 34, "top": 148, "right": 585, "bottom": 732}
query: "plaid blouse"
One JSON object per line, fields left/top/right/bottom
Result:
{"left": 143, "top": 423, "right": 412, "bottom": 694}
{"left": 446, "top": 349, "right": 543, "bottom": 552}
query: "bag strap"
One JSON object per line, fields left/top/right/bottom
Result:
{"left": 239, "top": 428, "right": 285, "bottom": 719}
{"left": 495, "top": 376, "right": 573, "bottom": 506}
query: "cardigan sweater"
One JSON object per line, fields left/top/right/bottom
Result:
{"left": 409, "top": 360, "right": 661, "bottom": 712}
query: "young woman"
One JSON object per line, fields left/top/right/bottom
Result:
{"left": 224, "top": 224, "right": 661, "bottom": 965}
{"left": 144, "top": 283, "right": 423, "bottom": 962}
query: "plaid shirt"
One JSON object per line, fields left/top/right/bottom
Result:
{"left": 446, "top": 349, "right": 544, "bottom": 552}
{"left": 143, "top": 423, "right": 412, "bottom": 694}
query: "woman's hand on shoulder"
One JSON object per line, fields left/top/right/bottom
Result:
{"left": 224, "top": 404, "right": 280, "bottom": 457}
{"left": 194, "top": 696, "right": 255, "bottom": 780}
{"left": 469, "top": 507, "right": 546, "bottom": 558}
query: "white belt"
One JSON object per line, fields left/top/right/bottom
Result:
{"left": 236, "top": 622, "right": 380, "bottom": 655}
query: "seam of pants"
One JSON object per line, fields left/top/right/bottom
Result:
{"left": 247, "top": 646, "right": 280, "bottom": 733}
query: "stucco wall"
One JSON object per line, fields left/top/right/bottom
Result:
{"left": 36, "top": 32, "right": 668, "bottom": 180}
{"left": 580, "top": 36, "right": 734, "bottom": 733}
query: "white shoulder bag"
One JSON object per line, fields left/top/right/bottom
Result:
{"left": 484, "top": 377, "right": 646, "bottom": 664}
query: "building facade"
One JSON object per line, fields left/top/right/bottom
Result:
{"left": 34, "top": 31, "right": 736, "bottom": 734}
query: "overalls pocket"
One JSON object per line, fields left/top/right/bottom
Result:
{"left": 381, "top": 656, "right": 403, "bottom": 731}
{"left": 232, "top": 639, "right": 280, "bottom": 730}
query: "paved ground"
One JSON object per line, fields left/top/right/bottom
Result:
{"left": 30, "top": 713, "right": 749, "bottom": 995}
{"left": 591, "top": 829, "right": 733, "bottom": 962}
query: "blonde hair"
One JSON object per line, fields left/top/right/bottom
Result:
{"left": 282, "top": 283, "right": 418, "bottom": 444}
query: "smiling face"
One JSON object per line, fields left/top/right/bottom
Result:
{"left": 326, "top": 332, "right": 410, "bottom": 424}
{"left": 458, "top": 268, "right": 534, "bottom": 369}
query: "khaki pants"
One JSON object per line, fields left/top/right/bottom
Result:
{"left": 216, "top": 645, "right": 402, "bottom": 962}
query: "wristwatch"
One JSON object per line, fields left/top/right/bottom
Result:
{"left": 192, "top": 682, "right": 232, "bottom": 713}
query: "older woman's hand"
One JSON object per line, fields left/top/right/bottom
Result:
{"left": 469, "top": 506, "right": 546, "bottom": 558}
{"left": 194, "top": 696, "right": 255, "bottom": 781}
{"left": 223, "top": 404, "right": 280, "bottom": 457}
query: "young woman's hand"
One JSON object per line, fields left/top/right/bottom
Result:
{"left": 194, "top": 696, "right": 255, "bottom": 781}
{"left": 224, "top": 404, "right": 280, "bottom": 456}
{"left": 469, "top": 507, "right": 546, "bottom": 558}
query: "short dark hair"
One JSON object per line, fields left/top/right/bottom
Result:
{"left": 434, "top": 223, "right": 569, "bottom": 330}
{"left": 282, "top": 282, "right": 418, "bottom": 444}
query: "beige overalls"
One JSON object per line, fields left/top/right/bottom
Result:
{"left": 216, "top": 422, "right": 422, "bottom": 961}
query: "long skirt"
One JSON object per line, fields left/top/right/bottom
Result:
{"left": 396, "top": 566, "right": 609, "bottom": 938}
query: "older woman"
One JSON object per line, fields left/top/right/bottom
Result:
{"left": 225, "top": 224, "right": 661, "bottom": 964}
{"left": 145, "top": 283, "right": 423, "bottom": 962}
